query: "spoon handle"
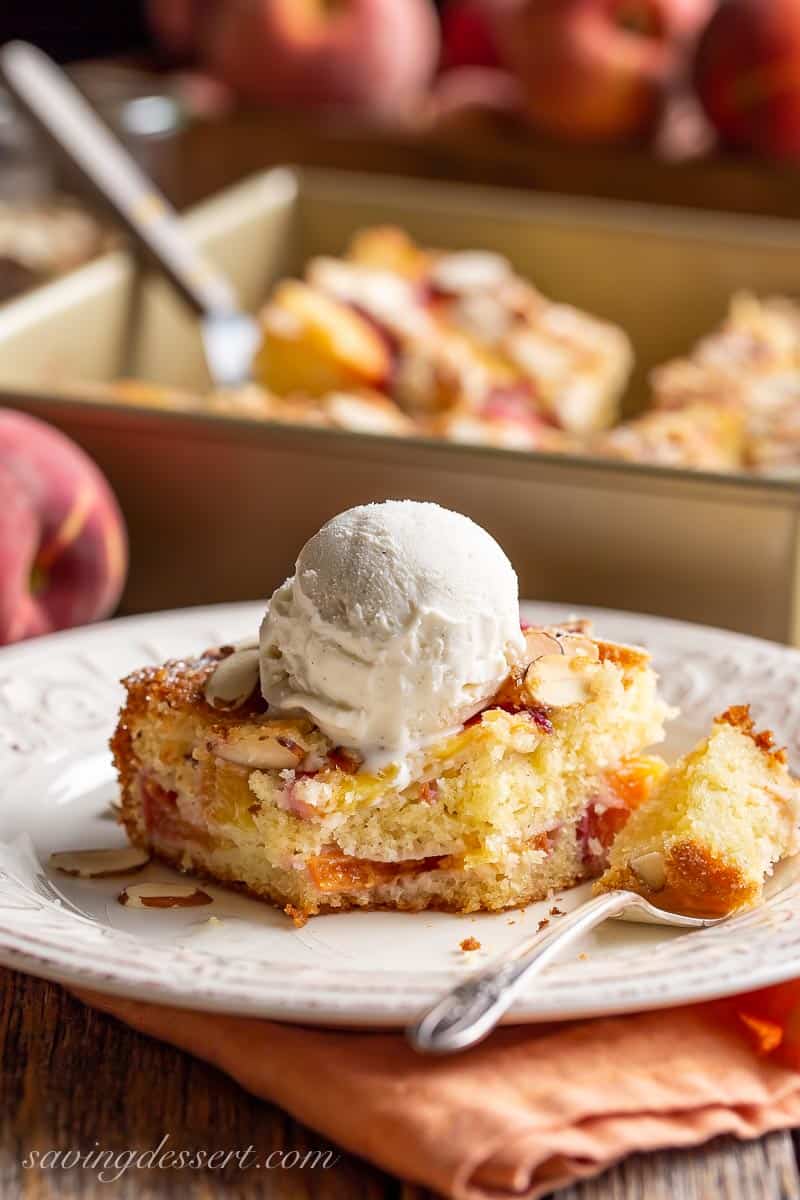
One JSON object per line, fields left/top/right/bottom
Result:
{"left": 0, "top": 41, "right": 237, "bottom": 317}
{"left": 407, "top": 890, "right": 632, "bottom": 1054}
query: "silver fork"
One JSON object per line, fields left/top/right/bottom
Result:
{"left": 0, "top": 41, "right": 260, "bottom": 389}
{"left": 408, "top": 855, "right": 800, "bottom": 1055}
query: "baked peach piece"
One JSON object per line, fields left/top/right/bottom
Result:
{"left": 254, "top": 280, "right": 391, "bottom": 397}
{"left": 111, "top": 626, "right": 671, "bottom": 921}
{"left": 597, "top": 706, "right": 800, "bottom": 917}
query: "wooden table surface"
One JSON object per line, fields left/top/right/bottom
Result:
{"left": 3, "top": 962, "right": 800, "bottom": 1199}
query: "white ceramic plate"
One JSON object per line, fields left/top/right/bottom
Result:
{"left": 2, "top": 601, "right": 800, "bottom": 1028}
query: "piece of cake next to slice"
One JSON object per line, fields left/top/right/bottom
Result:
{"left": 597, "top": 706, "right": 800, "bottom": 917}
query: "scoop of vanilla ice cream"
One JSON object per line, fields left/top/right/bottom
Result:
{"left": 259, "top": 501, "right": 525, "bottom": 764}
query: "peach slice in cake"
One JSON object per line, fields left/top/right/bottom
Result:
{"left": 596, "top": 706, "right": 800, "bottom": 917}
{"left": 254, "top": 280, "right": 391, "bottom": 397}
{"left": 112, "top": 625, "right": 671, "bottom": 921}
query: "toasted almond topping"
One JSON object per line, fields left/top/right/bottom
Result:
{"left": 209, "top": 724, "right": 304, "bottom": 770}
{"left": 630, "top": 851, "right": 667, "bottom": 891}
{"left": 204, "top": 646, "right": 260, "bottom": 710}
{"left": 523, "top": 629, "right": 563, "bottom": 662}
{"left": 118, "top": 882, "right": 213, "bottom": 908}
{"left": 556, "top": 633, "right": 600, "bottom": 662}
{"left": 49, "top": 847, "right": 150, "bottom": 878}
{"left": 524, "top": 653, "right": 593, "bottom": 708}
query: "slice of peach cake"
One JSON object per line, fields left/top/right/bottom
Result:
{"left": 112, "top": 624, "right": 671, "bottom": 921}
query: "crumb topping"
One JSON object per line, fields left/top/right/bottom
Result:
{"left": 284, "top": 904, "right": 308, "bottom": 928}
{"left": 460, "top": 936, "right": 481, "bottom": 952}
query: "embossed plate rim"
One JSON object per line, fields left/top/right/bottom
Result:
{"left": 1, "top": 601, "right": 800, "bottom": 1026}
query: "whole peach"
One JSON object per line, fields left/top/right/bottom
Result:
{"left": 198, "top": 0, "right": 441, "bottom": 121}
{"left": 490, "top": 0, "right": 715, "bottom": 144}
{"left": 695, "top": 0, "right": 800, "bottom": 159}
{"left": 0, "top": 410, "right": 128, "bottom": 645}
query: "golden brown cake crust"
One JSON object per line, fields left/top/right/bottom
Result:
{"left": 113, "top": 646, "right": 268, "bottom": 723}
{"left": 601, "top": 843, "right": 756, "bottom": 918}
{"left": 717, "top": 704, "right": 787, "bottom": 765}
{"left": 110, "top": 647, "right": 267, "bottom": 759}
{"left": 596, "top": 640, "right": 650, "bottom": 670}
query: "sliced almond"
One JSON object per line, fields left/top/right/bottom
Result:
{"left": 204, "top": 646, "right": 260, "bottom": 710}
{"left": 524, "top": 653, "right": 594, "bottom": 708}
{"left": 49, "top": 847, "right": 150, "bottom": 878}
{"left": 630, "top": 851, "right": 667, "bottom": 891}
{"left": 118, "top": 882, "right": 213, "bottom": 909}
{"left": 556, "top": 632, "right": 600, "bottom": 662}
{"left": 430, "top": 251, "right": 511, "bottom": 295}
{"left": 523, "top": 629, "right": 563, "bottom": 663}
{"left": 209, "top": 723, "right": 304, "bottom": 770}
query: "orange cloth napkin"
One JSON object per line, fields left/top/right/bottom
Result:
{"left": 73, "top": 983, "right": 800, "bottom": 1199}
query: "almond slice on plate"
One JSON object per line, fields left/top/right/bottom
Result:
{"left": 118, "top": 882, "right": 213, "bottom": 909}
{"left": 49, "top": 847, "right": 150, "bottom": 878}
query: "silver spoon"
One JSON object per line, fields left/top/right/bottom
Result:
{"left": 408, "top": 855, "right": 800, "bottom": 1055}
{"left": 0, "top": 41, "right": 259, "bottom": 389}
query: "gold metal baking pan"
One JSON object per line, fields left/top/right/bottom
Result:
{"left": 0, "top": 166, "right": 798, "bottom": 641}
